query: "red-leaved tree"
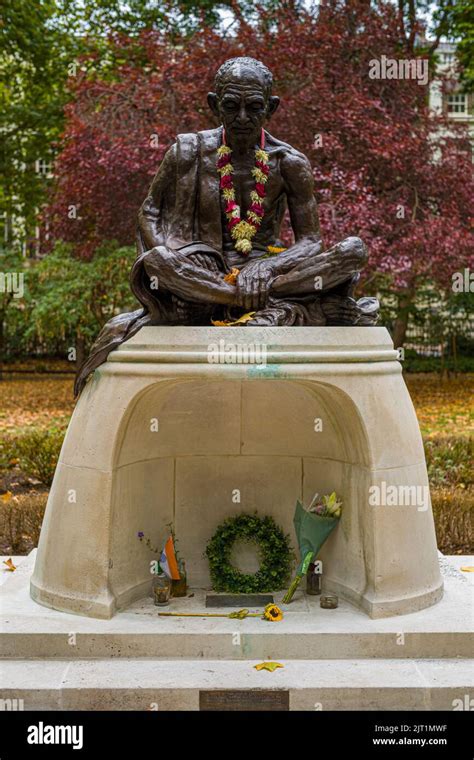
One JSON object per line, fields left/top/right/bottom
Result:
{"left": 45, "top": 1, "right": 474, "bottom": 344}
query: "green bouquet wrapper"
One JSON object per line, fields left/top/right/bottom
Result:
{"left": 283, "top": 499, "right": 340, "bottom": 603}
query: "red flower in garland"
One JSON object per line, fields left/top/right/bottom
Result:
{"left": 219, "top": 174, "right": 233, "bottom": 189}
{"left": 249, "top": 202, "right": 264, "bottom": 216}
{"left": 255, "top": 161, "right": 269, "bottom": 175}
{"left": 217, "top": 153, "right": 231, "bottom": 168}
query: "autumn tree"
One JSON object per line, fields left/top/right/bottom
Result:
{"left": 44, "top": 0, "right": 474, "bottom": 345}
{"left": 0, "top": 0, "right": 261, "bottom": 252}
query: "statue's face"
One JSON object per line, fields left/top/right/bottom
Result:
{"left": 208, "top": 68, "right": 279, "bottom": 150}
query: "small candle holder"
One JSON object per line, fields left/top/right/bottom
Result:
{"left": 320, "top": 593, "right": 338, "bottom": 609}
{"left": 152, "top": 572, "right": 171, "bottom": 606}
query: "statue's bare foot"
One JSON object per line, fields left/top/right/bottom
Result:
{"left": 320, "top": 294, "right": 379, "bottom": 326}
{"left": 245, "top": 305, "right": 290, "bottom": 326}
{"left": 245, "top": 298, "right": 326, "bottom": 326}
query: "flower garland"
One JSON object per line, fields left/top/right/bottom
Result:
{"left": 217, "top": 127, "right": 269, "bottom": 255}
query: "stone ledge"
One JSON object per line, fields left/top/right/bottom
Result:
{"left": 108, "top": 326, "right": 399, "bottom": 365}
{"left": 3, "top": 552, "right": 472, "bottom": 660}
{"left": 1, "top": 658, "right": 472, "bottom": 711}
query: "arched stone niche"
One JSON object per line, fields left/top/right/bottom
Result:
{"left": 30, "top": 327, "right": 443, "bottom": 619}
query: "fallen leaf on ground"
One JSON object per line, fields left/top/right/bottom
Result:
{"left": 254, "top": 661, "right": 284, "bottom": 672}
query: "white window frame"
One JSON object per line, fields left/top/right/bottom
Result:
{"left": 447, "top": 93, "right": 468, "bottom": 114}
{"left": 35, "top": 158, "right": 53, "bottom": 177}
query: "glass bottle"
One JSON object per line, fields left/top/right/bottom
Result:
{"left": 152, "top": 572, "right": 171, "bottom": 606}
{"left": 306, "top": 562, "right": 322, "bottom": 595}
{"left": 171, "top": 560, "right": 187, "bottom": 598}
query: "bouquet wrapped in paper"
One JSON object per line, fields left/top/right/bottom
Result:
{"left": 283, "top": 492, "right": 342, "bottom": 604}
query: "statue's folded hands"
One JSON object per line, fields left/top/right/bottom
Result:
{"left": 235, "top": 259, "right": 276, "bottom": 311}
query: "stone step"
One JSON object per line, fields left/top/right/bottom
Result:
{"left": 3, "top": 627, "right": 473, "bottom": 660}
{"left": 2, "top": 552, "right": 473, "bottom": 661}
{"left": 1, "top": 658, "right": 472, "bottom": 711}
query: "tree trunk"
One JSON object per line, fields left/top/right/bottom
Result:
{"left": 75, "top": 335, "right": 86, "bottom": 370}
{"left": 392, "top": 291, "right": 414, "bottom": 349}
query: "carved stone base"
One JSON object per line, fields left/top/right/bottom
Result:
{"left": 30, "top": 326, "right": 443, "bottom": 619}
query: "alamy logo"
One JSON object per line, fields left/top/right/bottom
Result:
{"left": 27, "top": 722, "right": 83, "bottom": 750}
{"left": 207, "top": 339, "right": 267, "bottom": 365}
{"left": 369, "top": 482, "right": 429, "bottom": 512}
{"left": 368, "top": 55, "right": 428, "bottom": 85}
{"left": 0, "top": 698, "right": 24, "bottom": 710}
{"left": 452, "top": 268, "right": 474, "bottom": 293}
{"left": 0, "top": 271, "right": 24, "bottom": 299}
{"left": 452, "top": 695, "right": 474, "bottom": 710}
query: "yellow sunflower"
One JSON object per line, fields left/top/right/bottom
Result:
{"left": 263, "top": 603, "right": 283, "bottom": 622}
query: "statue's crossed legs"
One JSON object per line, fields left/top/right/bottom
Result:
{"left": 143, "top": 236, "right": 379, "bottom": 326}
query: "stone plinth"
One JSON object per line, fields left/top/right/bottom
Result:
{"left": 4, "top": 552, "right": 472, "bottom": 710}
{"left": 30, "top": 326, "right": 443, "bottom": 619}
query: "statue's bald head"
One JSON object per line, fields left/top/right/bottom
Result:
{"left": 215, "top": 57, "right": 273, "bottom": 99}
{"left": 208, "top": 56, "right": 279, "bottom": 148}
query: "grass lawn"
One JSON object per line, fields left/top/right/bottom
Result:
{"left": 0, "top": 371, "right": 75, "bottom": 435}
{"left": 1, "top": 367, "right": 472, "bottom": 556}
{"left": 405, "top": 373, "right": 473, "bottom": 439}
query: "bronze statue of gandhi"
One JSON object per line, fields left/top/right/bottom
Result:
{"left": 75, "top": 56, "right": 378, "bottom": 395}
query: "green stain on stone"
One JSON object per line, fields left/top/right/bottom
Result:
{"left": 246, "top": 364, "right": 282, "bottom": 379}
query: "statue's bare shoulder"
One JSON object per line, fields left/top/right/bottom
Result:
{"left": 265, "top": 132, "right": 314, "bottom": 198}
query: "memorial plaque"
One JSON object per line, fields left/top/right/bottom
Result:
{"left": 199, "top": 689, "right": 289, "bottom": 711}
{"left": 205, "top": 593, "right": 274, "bottom": 608}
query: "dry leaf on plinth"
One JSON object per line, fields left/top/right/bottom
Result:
{"left": 211, "top": 311, "right": 256, "bottom": 327}
{"left": 254, "top": 662, "right": 284, "bottom": 672}
{"left": 3, "top": 558, "right": 17, "bottom": 572}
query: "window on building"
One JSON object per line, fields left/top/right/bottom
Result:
{"left": 35, "top": 159, "right": 53, "bottom": 177}
{"left": 447, "top": 93, "right": 468, "bottom": 114}
{"left": 442, "top": 53, "right": 454, "bottom": 64}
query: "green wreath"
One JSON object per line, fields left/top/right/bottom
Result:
{"left": 205, "top": 513, "right": 294, "bottom": 593}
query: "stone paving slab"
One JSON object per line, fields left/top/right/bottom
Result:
{"left": 0, "top": 556, "right": 27, "bottom": 587}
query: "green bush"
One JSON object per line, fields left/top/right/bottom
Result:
{"left": 2, "top": 241, "right": 138, "bottom": 361}
{"left": 424, "top": 436, "right": 473, "bottom": 553}
{"left": 0, "top": 438, "right": 16, "bottom": 471}
{"left": 13, "top": 429, "right": 65, "bottom": 486}
{"left": 431, "top": 488, "right": 473, "bottom": 555}
{"left": 403, "top": 352, "right": 474, "bottom": 374}
{"left": 0, "top": 492, "right": 47, "bottom": 554}
{"left": 424, "top": 437, "right": 473, "bottom": 488}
